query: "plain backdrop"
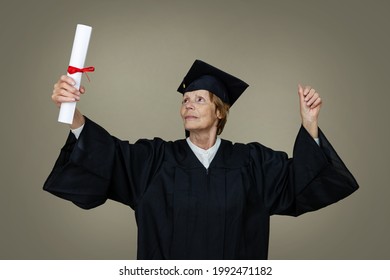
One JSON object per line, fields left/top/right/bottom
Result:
{"left": 1, "top": 0, "right": 389, "bottom": 259}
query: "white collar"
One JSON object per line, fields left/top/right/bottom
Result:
{"left": 186, "top": 137, "right": 221, "bottom": 169}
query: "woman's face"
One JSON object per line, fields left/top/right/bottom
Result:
{"left": 180, "top": 90, "right": 221, "bottom": 136}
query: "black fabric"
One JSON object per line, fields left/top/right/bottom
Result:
{"left": 43, "top": 117, "right": 358, "bottom": 259}
{"left": 177, "top": 60, "right": 249, "bottom": 106}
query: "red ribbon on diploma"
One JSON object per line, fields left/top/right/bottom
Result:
{"left": 67, "top": 66, "right": 95, "bottom": 82}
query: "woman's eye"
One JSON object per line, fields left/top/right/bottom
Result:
{"left": 196, "top": 97, "right": 205, "bottom": 102}
{"left": 182, "top": 99, "right": 189, "bottom": 104}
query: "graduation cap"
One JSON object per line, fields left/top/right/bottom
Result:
{"left": 177, "top": 59, "right": 249, "bottom": 106}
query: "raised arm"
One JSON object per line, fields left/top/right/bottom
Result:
{"left": 51, "top": 75, "right": 86, "bottom": 129}
{"left": 298, "top": 84, "right": 322, "bottom": 139}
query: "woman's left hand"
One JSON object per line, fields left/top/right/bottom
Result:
{"left": 298, "top": 84, "right": 322, "bottom": 138}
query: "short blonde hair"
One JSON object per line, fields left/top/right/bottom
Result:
{"left": 209, "top": 92, "right": 230, "bottom": 135}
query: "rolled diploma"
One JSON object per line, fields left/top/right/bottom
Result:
{"left": 58, "top": 24, "right": 92, "bottom": 124}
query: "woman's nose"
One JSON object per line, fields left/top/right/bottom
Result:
{"left": 185, "top": 101, "right": 195, "bottom": 109}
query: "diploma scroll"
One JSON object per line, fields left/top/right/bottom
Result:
{"left": 58, "top": 24, "right": 93, "bottom": 124}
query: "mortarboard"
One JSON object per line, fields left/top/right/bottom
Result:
{"left": 177, "top": 59, "right": 249, "bottom": 106}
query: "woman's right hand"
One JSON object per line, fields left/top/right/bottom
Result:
{"left": 52, "top": 75, "right": 85, "bottom": 108}
{"left": 52, "top": 75, "right": 86, "bottom": 129}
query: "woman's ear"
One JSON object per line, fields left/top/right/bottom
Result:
{"left": 216, "top": 109, "right": 222, "bottom": 119}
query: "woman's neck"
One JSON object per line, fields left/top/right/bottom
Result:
{"left": 188, "top": 132, "right": 217, "bottom": 150}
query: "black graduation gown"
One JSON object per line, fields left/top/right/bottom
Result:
{"left": 43, "top": 117, "right": 358, "bottom": 259}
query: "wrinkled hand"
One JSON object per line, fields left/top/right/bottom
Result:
{"left": 52, "top": 75, "right": 85, "bottom": 108}
{"left": 298, "top": 84, "right": 322, "bottom": 138}
{"left": 51, "top": 75, "right": 86, "bottom": 129}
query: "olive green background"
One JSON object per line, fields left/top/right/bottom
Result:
{"left": 1, "top": 0, "right": 388, "bottom": 259}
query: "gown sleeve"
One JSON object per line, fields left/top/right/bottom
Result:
{"left": 43, "top": 117, "right": 165, "bottom": 210}
{"left": 250, "top": 126, "right": 359, "bottom": 216}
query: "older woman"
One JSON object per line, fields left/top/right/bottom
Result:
{"left": 44, "top": 59, "right": 358, "bottom": 259}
